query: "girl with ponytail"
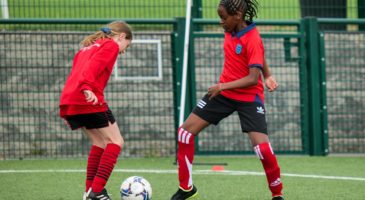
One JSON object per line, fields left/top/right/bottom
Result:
{"left": 60, "top": 21, "right": 132, "bottom": 200}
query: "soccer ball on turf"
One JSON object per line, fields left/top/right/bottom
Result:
{"left": 120, "top": 176, "right": 152, "bottom": 200}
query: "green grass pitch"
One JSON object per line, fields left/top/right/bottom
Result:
{"left": 0, "top": 156, "right": 364, "bottom": 199}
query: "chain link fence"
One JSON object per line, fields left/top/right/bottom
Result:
{"left": 1, "top": 2, "right": 365, "bottom": 159}
{"left": 0, "top": 21, "right": 176, "bottom": 159}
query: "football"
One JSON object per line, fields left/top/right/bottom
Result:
{"left": 120, "top": 176, "right": 152, "bottom": 200}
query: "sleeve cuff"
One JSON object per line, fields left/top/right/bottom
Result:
{"left": 248, "top": 64, "right": 263, "bottom": 69}
{"left": 80, "top": 84, "right": 93, "bottom": 92}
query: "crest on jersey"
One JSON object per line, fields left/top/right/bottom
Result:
{"left": 236, "top": 44, "right": 242, "bottom": 54}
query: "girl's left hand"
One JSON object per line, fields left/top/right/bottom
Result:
{"left": 265, "top": 76, "right": 278, "bottom": 92}
{"left": 207, "top": 83, "right": 222, "bottom": 99}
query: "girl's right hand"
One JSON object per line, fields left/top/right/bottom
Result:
{"left": 207, "top": 83, "right": 223, "bottom": 100}
{"left": 83, "top": 90, "right": 98, "bottom": 105}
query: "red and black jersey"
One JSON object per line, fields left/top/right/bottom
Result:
{"left": 219, "top": 22, "right": 265, "bottom": 103}
{"left": 59, "top": 39, "right": 119, "bottom": 117}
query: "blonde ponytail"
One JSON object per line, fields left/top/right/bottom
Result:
{"left": 81, "top": 21, "right": 133, "bottom": 47}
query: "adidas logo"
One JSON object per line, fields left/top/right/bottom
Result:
{"left": 270, "top": 178, "right": 282, "bottom": 187}
{"left": 197, "top": 100, "right": 207, "bottom": 108}
{"left": 256, "top": 106, "right": 265, "bottom": 114}
{"left": 197, "top": 99, "right": 206, "bottom": 109}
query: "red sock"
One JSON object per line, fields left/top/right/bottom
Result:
{"left": 254, "top": 142, "right": 283, "bottom": 197}
{"left": 85, "top": 145, "right": 104, "bottom": 192}
{"left": 91, "top": 143, "right": 121, "bottom": 193}
{"left": 177, "top": 127, "right": 195, "bottom": 190}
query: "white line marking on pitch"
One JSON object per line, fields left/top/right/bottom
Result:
{"left": 0, "top": 169, "right": 364, "bottom": 181}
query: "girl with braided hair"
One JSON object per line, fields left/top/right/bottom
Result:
{"left": 60, "top": 21, "right": 132, "bottom": 200}
{"left": 170, "top": 0, "right": 283, "bottom": 199}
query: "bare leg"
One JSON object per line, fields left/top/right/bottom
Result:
{"left": 83, "top": 122, "right": 124, "bottom": 148}
{"left": 248, "top": 131, "right": 269, "bottom": 146}
{"left": 180, "top": 113, "right": 210, "bottom": 134}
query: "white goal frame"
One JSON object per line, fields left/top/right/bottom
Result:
{"left": 113, "top": 39, "right": 163, "bottom": 81}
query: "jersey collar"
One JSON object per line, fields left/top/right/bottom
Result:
{"left": 231, "top": 21, "right": 256, "bottom": 38}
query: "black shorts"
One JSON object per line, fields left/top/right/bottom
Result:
{"left": 192, "top": 94, "right": 267, "bottom": 134}
{"left": 64, "top": 108, "right": 116, "bottom": 130}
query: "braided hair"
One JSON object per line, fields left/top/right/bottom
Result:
{"left": 219, "top": 0, "right": 258, "bottom": 21}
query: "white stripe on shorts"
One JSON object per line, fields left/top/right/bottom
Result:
{"left": 197, "top": 100, "right": 206, "bottom": 109}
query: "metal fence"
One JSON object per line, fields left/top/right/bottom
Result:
{"left": 0, "top": 0, "right": 364, "bottom": 19}
{"left": 0, "top": 18, "right": 365, "bottom": 159}
{"left": 319, "top": 19, "right": 365, "bottom": 153}
{"left": 189, "top": 19, "right": 365, "bottom": 155}
{"left": 0, "top": 20, "right": 177, "bottom": 159}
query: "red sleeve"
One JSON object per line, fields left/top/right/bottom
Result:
{"left": 79, "top": 41, "right": 119, "bottom": 92}
{"left": 246, "top": 33, "right": 264, "bottom": 69}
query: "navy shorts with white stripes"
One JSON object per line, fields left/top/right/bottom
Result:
{"left": 192, "top": 94, "right": 267, "bottom": 134}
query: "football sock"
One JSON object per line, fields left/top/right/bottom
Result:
{"left": 177, "top": 127, "right": 195, "bottom": 191}
{"left": 91, "top": 143, "right": 121, "bottom": 193}
{"left": 254, "top": 142, "right": 283, "bottom": 197}
{"left": 85, "top": 145, "right": 104, "bottom": 192}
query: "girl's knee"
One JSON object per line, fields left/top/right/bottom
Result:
{"left": 108, "top": 134, "right": 124, "bottom": 147}
{"left": 117, "top": 137, "right": 124, "bottom": 147}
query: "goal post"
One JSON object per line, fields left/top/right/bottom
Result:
{"left": 178, "top": 0, "right": 193, "bottom": 126}
{"left": 112, "top": 39, "right": 163, "bottom": 81}
{"left": 1, "top": 0, "right": 9, "bottom": 19}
